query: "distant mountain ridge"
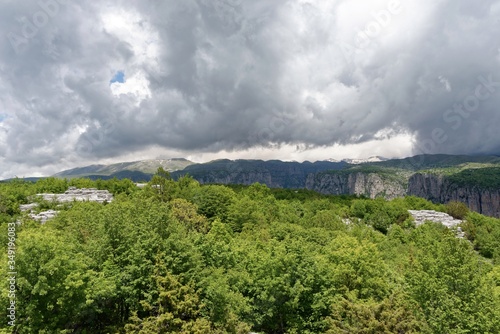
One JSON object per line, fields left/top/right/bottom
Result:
{"left": 13, "top": 154, "right": 500, "bottom": 217}
{"left": 306, "top": 154, "right": 500, "bottom": 217}
{"left": 171, "top": 159, "right": 349, "bottom": 188}
{"left": 53, "top": 158, "right": 194, "bottom": 179}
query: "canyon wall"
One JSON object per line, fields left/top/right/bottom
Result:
{"left": 305, "top": 172, "right": 406, "bottom": 200}
{"left": 408, "top": 173, "right": 500, "bottom": 218}
{"left": 306, "top": 172, "right": 500, "bottom": 218}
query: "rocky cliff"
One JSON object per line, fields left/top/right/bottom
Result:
{"left": 408, "top": 173, "right": 500, "bottom": 218}
{"left": 171, "top": 157, "right": 500, "bottom": 219}
{"left": 305, "top": 172, "right": 406, "bottom": 200}
{"left": 172, "top": 160, "right": 348, "bottom": 188}
{"left": 304, "top": 171, "right": 500, "bottom": 218}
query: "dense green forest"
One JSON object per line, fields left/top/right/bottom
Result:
{"left": 0, "top": 170, "right": 499, "bottom": 333}
{"left": 446, "top": 167, "right": 500, "bottom": 189}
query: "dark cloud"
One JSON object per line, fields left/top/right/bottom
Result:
{"left": 1, "top": 0, "right": 500, "bottom": 179}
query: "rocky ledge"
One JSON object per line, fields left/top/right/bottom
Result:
{"left": 408, "top": 210, "right": 465, "bottom": 238}
{"left": 37, "top": 186, "right": 114, "bottom": 203}
{"left": 20, "top": 187, "right": 113, "bottom": 224}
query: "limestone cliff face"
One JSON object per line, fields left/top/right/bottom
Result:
{"left": 190, "top": 167, "right": 314, "bottom": 189}
{"left": 173, "top": 159, "right": 500, "bottom": 218}
{"left": 408, "top": 173, "right": 500, "bottom": 218}
{"left": 306, "top": 172, "right": 500, "bottom": 218}
{"left": 174, "top": 160, "right": 348, "bottom": 189}
{"left": 305, "top": 172, "right": 406, "bottom": 200}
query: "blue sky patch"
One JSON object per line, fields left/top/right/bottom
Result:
{"left": 110, "top": 71, "right": 125, "bottom": 84}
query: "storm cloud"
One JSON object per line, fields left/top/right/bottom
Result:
{"left": 1, "top": 0, "right": 500, "bottom": 178}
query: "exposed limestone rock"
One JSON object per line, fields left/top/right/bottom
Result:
{"left": 37, "top": 187, "right": 113, "bottom": 204}
{"left": 20, "top": 203, "right": 38, "bottom": 212}
{"left": 29, "top": 210, "right": 59, "bottom": 224}
{"left": 19, "top": 187, "right": 113, "bottom": 224}
{"left": 408, "top": 210, "right": 465, "bottom": 238}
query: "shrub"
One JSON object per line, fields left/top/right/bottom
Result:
{"left": 445, "top": 201, "right": 469, "bottom": 219}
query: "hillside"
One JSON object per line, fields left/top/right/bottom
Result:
{"left": 53, "top": 158, "right": 194, "bottom": 179}
{"left": 370, "top": 154, "right": 500, "bottom": 171}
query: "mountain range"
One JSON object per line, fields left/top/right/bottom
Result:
{"left": 52, "top": 158, "right": 194, "bottom": 181}
{"left": 52, "top": 156, "right": 388, "bottom": 180}
{"left": 8, "top": 154, "right": 500, "bottom": 218}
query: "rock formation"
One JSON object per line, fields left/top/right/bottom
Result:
{"left": 305, "top": 172, "right": 500, "bottom": 218}
{"left": 37, "top": 186, "right": 113, "bottom": 203}
{"left": 408, "top": 173, "right": 500, "bottom": 218}
{"left": 408, "top": 210, "right": 465, "bottom": 238}
{"left": 168, "top": 158, "right": 500, "bottom": 218}
{"left": 28, "top": 210, "right": 59, "bottom": 224}
{"left": 172, "top": 160, "right": 348, "bottom": 188}
{"left": 20, "top": 187, "right": 113, "bottom": 224}
{"left": 305, "top": 172, "right": 406, "bottom": 200}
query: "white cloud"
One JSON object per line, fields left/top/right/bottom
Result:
{"left": 110, "top": 72, "right": 151, "bottom": 101}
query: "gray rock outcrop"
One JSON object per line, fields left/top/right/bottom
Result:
{"left": 20, "top": 187, "right": 113, "bottom": 224}
{"left": 408, "top": 209, "right": 464, "bottom": 238}
{"left": 28, "top": 210, "right": 59, "bottom": 224}
{"left": 38, "top": 186, "right": 113, "bottom": 203}
{"left": 20, "top": 203, "right": 39, "bottom": 212}
{"left": 305, "top": 172, "right": 406, "bottom": 200}
{"left": 408, "top": 173, "right": 500, "bottom": 218}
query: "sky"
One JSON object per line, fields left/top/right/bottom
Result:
{"left": 1, "top": 0, "right": 500, "bottom": 179}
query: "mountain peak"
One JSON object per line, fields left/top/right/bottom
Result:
{"left": 342, "top": 156, "right": 388, "bottom": 164}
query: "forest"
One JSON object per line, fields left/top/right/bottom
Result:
{"left": 0, "top": 169, "right": 499, "bottom": 333}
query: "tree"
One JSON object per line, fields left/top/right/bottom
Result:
{"left": 10, "top": 229, "right": 92, "bottom": 333}
{"left": 405, "top": 223, "right": 499, "bottom": 333}
{"left": 192, "top": 185, "right": 236, "bottom": 222}
{"left": 326, "top": 234, "right": 389, "bottom": 300}
{"left": 34, "top": 177, "right": 68, "bottom": 193}
{"left": 170, "top": 198, "right": 209, "bottom": 233}
{"left": 149, "top": 167, "right": 175, "bottom": 202}
{"left": 461, "top": 212, "right": 500, "bottom": 261}
{"left": 305, "top": 209, "right": 346, "bottom": 231}
{"left": 239, "top": 233, "right": 335, "bottom": 333}
{"left": 125, "top": 261, "right": 212, "bottom": 333}
{"left": 327, "top": 290, "right": 429, "bottom": 333}
{"left": 227, "top": 196, "right": 267, "bottom": 232}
